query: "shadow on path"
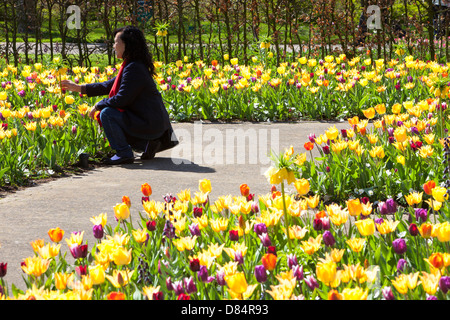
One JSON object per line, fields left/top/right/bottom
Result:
{"left": 122, "top": 156, "right": 216, "bottom": 173}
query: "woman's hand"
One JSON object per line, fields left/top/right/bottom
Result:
{"left": 61, "top": 80, "right": 81, "bottom": 92}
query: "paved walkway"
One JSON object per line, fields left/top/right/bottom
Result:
{"left": 0, "top": 121, "right": 348, "bottom": 294}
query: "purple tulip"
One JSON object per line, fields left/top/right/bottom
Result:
{"left": 254, "top": 265, "right": 267, "bottom": 283}
{"left": 173, "top": 280, "right": 185, "bottom": 295}
{"left": 427, "top": 295, "right": 438, "bottom": 300}
{"left": 234, "top": 250, "right": 244, "bottom": 265}
{"left": 287, "top": 254, "right": 298, "bottom": 269}
{"left": 378, "top": 202, "right": 389, "bottom": 215}
{"left": 414, "top": 208, "right": 428, "bottom": 223}
{"left": 385, "top": 198, "right": 397, "bottom": 214}
{"left": 409, "top": 223, "right": 419, "bottom": 236}
{"left": 184, "top": 278, "right": 197, "bottom": 294}
{"left": 198, "top": 265, "right": 215, "bottom": 283}
{"left": 166, "top": 277, "right": 174, "bottom": 291}
{"left": 313, "top": 218, "right": 322, "bottom": 231}
{"left": 0, "top": 263, "right": 7, "bottom": 278}
{"left": 215, "top": 270, "right": 226, "bottom": 286}
{"left": 189, "top": 223, "right": 201, "bottom": 237}
{"left": 392, "top": 238, "right": 407, "bottom": 255}
{"left": 69, "top": 243, "right": 88, "bottom": 259}
{"left": 163, "top": 220, "right": 176, "bottom": 239}
{"left": 92, "top": 224, "right": 104, "bottom": 239}
{"left": 292, "top": 265, "right": 304, "bottom": 281}
{"left": 258, "top": 233, "right": 272, "bottom": 247}
{"left": 251, "top": 202, "right": 259, "bottom": 214}
{"left": 382, "top": 286, "right": 395, "bottom": 300}
{"left": 321, "top": 217, "right": 331, "bottom": 230}
{"left": 439, "top": 276, "right": 450, "bottom": 294}
{"left": 305, "top": 275, "right": 319, "bottom": 291}
{"left": 397, "top": 258, "right": 407, "bottom": 273}
{"left": 254, "top": 223, "right": 267, "bottom": 236}
{"left": 193, "top": 207, "right": 203, "bottom": 218}
{"left": 322, "top": 145, "right": 330, "bottom": 154}
{"left": 323, "top": 230, "right": 336, "bottom": 247}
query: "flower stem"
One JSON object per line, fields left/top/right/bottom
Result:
{"left": 281, "top": 181, "right": 292, "bottom": 252}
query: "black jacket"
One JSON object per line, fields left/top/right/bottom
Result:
{"left": 84, "top": 60, "right": 171, "bottom": 139}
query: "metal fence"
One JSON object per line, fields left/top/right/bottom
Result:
{"left": 1, "top": 0, "right": 449, "bottom": 67}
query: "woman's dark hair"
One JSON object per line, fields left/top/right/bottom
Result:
{"left": 113, "top": 26, "right": 156, "bottom": 77}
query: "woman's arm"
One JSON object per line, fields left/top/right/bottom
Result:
{"left": 61, "top": 77, "right": 116, "bottom": 97}
{"left": 94, "top": 62, "right": 145, "bottom": 111}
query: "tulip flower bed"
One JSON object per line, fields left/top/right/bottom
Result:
{"left": 0, "top": 175, "right": 450, "bottom": 300}
{"left": 296, "top": 96, "right": 450, "bottom": 205}
{"left": 0, "top": 53, "right": 449, "bottom": 186}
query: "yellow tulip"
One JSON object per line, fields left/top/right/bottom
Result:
{"left": 327, "top": 203, "right": 349, "bottom": 226}
{"left": 132, "top": 229, "right": 148, "bottom": 244}
{"left": 64, "top": 95, "right": 75, "bottom": 104}
{"left": 434, "top": 221, "right": 450, "bottom": 242}
{"left": 143, "top": 285, "right": 162, "bottom": 300}
{"left": 346, "top": 238, "right": 365, "bottom": 253}
{"left": 89, "top": 264, "right": 106, "bottom": 285}
{"left": 346, "top": 198, "right": 362, "bottom": 216}
{"left": 225, "top": 272, "right": 248, "bottom": 295}
{"left": 301, "top": 235, "right": 322, "bottom": 255}
{"left": 294, "top": 178, "right": 310, "bottom": 196}
{"left": 21, "top": 256, "right": 50, "bottom": 277}
{"left": 112, "top": 247, "right": 132, "bottom": 266}
{"left": 355, "top": 219, "right": 375, "bottom": 236}
{"left": 405, "top": 191, "right": 423, "bottom": 206}
{"left": 199, "top": 178, "right": 211, "bottom": 194}
{"left": 316, "top": 259, "right": 337, "bottom": 285}
{"left": 432, "top": 186, "right": 448, "bottom": 202}
{"left": 106, "top": 269, "right": 134, "bottom": 288}
{"left": 419, "top": 272, "right": 440, "bottom": 295}
{"left": 362, "top": 107, "right": 375, "bottom": 119}
{"left": 342, "top": 287, "right": 368, "bottom": 300}
{"left": 113, "top": 202, "right": 130, "bottom": 220}
{"left": 55, "top": 272, "right": 71, "bottom": 290}
{"left": 391, "top": 274, "right": 409, "bottom": 295}
{"left": 376, "top": 220, "right": 400, "bottom": 235}
{"left": 325, "top": 125, "right": 339, "bottom": 141}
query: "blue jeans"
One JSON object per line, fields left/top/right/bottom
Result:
{"left": 100, "top": 107, "right": 145, "bottom": 158}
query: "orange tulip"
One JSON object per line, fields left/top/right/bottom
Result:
{"left": 419, "top": 223, "right": 433, "bottom": 238}
{"left": 427, "top": 253, "right": 445, "bottom": 269}
{"left": 423, "top": 180, "right": 436, "bottom": 195}
{"left": 107, "top": 291, "right": 126, "bottom": 300}
{"left": 328, "top": 289, "right": 343, "bottom": 300}
{"left": 48, "top": 227, "right": 64, "bottom": 243}
{"left": 261, "top": 253, "right": 277, "bottom": 272}
{"left": 240, "top": 183, "right": 250, "bottom": 197}
{"left": 141, "top": 183, "right": 152, "bottom": 197}
{"left": 304, "top": 141, "right": 314, "bottom": 151}
{"left": 122, "top": 196, "right": 131, "bottom": 208}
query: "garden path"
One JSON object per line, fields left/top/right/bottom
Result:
{"left": 0, "top": 121, "right": 349, "bottom": 294}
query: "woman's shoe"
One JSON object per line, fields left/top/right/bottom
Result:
{"left": 103, "top": 155, "right": 135, "bottom": 165}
